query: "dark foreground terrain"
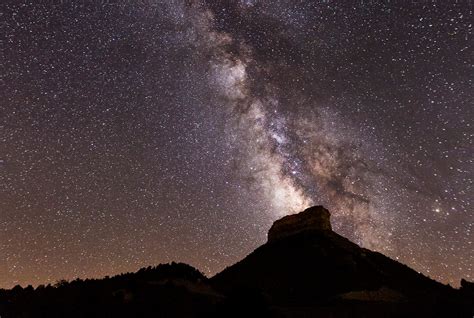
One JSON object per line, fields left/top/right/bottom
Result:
{"left": 1, "top": 206, "right": 473, "bottom": 317}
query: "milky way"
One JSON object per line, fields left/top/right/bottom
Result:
{"left": 1, "top": 1, "right": 472, "bottom": 288}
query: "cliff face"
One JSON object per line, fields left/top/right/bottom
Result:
{"left": 267, "top": 205, "right": 331, "bottom": 242}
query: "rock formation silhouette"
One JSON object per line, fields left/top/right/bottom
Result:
{"left": 1, "top": 206, "right": 472, "bottom": 317}
{"left": 268, "top": 205, "right": 332, "bottom": 242}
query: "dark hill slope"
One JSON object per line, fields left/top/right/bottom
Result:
{"left": 0, "top": 263, "right": 220, "bottom": 318}
{"left": 210, "top": 206, "right": 472, "bottom": 317}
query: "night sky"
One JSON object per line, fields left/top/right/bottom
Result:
{"left": 1, "top": 1, "right": 472, "bottom": 289}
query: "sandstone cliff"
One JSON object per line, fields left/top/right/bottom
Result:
{"left": 267, "top": 205, "right": 332, "bottom": 242}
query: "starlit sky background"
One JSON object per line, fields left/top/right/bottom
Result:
{"left": 1, "top": 1, "right": 472, "bottom": 288}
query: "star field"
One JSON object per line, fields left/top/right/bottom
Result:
{"left": 1, "top": 1, "right": 472, "bottom": 288}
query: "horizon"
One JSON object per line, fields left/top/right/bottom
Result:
{"left": 1, "top": 205, "right": 468, "bottom": 290}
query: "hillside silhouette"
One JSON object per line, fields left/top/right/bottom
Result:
{"left": 1, "top": 206, "right": 472, "bottom": 317}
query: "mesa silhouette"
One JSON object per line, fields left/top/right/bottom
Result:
{"left": 1, "top": 206, "right": 473, "bottom": 317}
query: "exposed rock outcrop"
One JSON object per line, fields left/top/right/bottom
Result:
{"left": 267, "top": 205, "right": 331, "bottom": 242}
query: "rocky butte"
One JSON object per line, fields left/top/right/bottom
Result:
{"left": 267, "top": 205, "right": 332, "bottom": 242}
